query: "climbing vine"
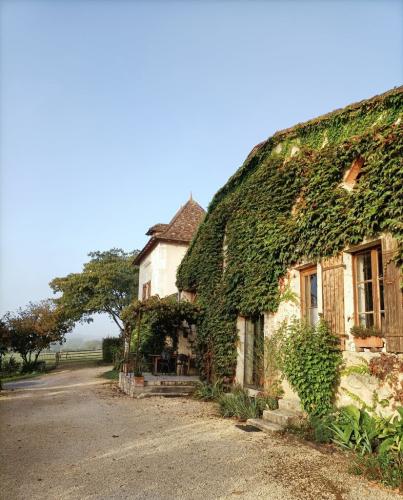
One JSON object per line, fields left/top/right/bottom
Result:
{"left": 277, "top": 320, "right": 342, "bottom": 416}
{"left": 177, "top": 88, "right": 403, "bottom": 381}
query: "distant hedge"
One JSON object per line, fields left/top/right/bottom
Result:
{"left": 102, "top": 337, "right": 122, "bottom": 363}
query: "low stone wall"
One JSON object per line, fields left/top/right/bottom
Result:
{"left": 119, "top": 372, "right": 137, "bottom": 397}
{"left": 279, "top": 351, "right": 403, "bottom": 416}
{"left": 337, "top": 351, "right": 403, "bottom": 416}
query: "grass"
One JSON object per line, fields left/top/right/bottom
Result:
{"left": 101, "top": 369, "right": 119, "bottom": 381}
{"left": 0, "top": 370, "right": 51, "bottom": 384}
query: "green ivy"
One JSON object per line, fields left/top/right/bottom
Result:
{"left": 177, "top": 88, "right": 403, "bottom": 381}
{"left": 277, "top": 320, "right": 342, "bottom": 416}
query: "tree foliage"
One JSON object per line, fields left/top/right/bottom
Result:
{"left": 3, "top": 300, "right": 74, "bottom": 368}
{"left": 122, "top": 296, "right": 200, "bottom": 359}
{"left": 50, "top": 249, "right": 139, "bottom": 333}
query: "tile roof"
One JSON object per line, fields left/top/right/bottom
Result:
{"left": 146, "top": 223, "right": 169, "bottom": 236}
{"left": 134, "top": 198, "right": 205, "bottom": 265}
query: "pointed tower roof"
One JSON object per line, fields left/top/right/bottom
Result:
{"left": 134, "top": 198, "right": 206, "bottom": 265}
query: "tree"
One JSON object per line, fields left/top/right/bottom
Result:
{"left": 0, "top": 319, "right": 10, "bottom": 361}
{"left": 50, "top": 249, "right": 139, "bottom": 334}
{"left": 3, "top": 300, "right": 74, "bottom": 370}
{"left": 0, "top": 319, "right": 11, "bottom": 390}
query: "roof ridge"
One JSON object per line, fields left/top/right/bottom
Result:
{"left": 273, "top": 85, "right": 403, "bottom": 141}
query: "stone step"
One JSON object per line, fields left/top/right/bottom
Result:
{"left": 262, "top": 408, "right": 302, "bottom": 427}
{"left": 144, "top": 380, "right": 199, "bottom": 387}
{"left": 246, "top": 418, "right": 283, "bottom": 434}
{"left": 278, "top": 398, "right": 302, "bottom": 413}
{"left": 146, "top": 385, "right": 196, "bottom": 393}
{"left": 136, "top": 391, "right": 194, "bottom": 399}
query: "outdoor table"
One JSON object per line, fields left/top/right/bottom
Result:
{"left": 149, "top": 354, "right": 177, "bottom": 374}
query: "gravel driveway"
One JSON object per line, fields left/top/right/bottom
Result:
{"left": 0, "top": 365, "right": 400, "bottom": 500}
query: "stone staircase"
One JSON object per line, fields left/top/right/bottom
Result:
{"left": 119, "top": 373, "right": 199, "bottom": 398}
{"left": 137, "top": 380, "right": 197, "bottom": 398}
{"left": 247, "top": 398, "right": 303, "bottom": 433}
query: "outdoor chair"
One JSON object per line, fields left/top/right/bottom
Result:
{"left": 159, "top": 349, "right": 171, "bottom": 374}
{"left": 176, "top": 353, "right": 189, "bottom": 376}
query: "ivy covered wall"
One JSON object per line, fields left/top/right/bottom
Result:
{"left": 177, "top": 87, "right": 403, "bottom": 381}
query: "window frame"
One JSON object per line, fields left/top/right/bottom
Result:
{"left": 243, "top": 315, "right": 264, "bottom": 390}
{"left": 300, "top": 265, "right": 318, "bottom": 326}
{"left": 142, "top": 280, "right": 151, "bottom": 301}
{"left": 352, "top": 246, "right": 384, "bottom": 331}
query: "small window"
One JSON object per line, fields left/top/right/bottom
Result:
{"left": 342, "top": 157, "right": 364, "bottom": 190}
{"left": 300, "top": 266, "right": 319, "bottom": 326}
{"left": 353, "top": 246, "right": 384, "bottom": 330}
{"left": 142, "top": 281, "right": 151, "bottom": 301}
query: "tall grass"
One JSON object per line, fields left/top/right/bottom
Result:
{"left": 218, "top": 386, "right": 278, "bottom": 420}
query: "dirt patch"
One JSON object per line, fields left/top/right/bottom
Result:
{"left": 1, "top": 366, "right": 400, "bottom": 500}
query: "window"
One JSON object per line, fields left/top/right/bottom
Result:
{"left": 301, "top": 266, "right": 319, "bottom": 326}
{"left": 244, "top": 316, "right": 264, "bottom": 388}
{"left": 342, "top": 157, "right": 364, "bottom": 190}
{"left": 142, "top": 281, "right": 151, "bottom": 301}
{"left": 353, "top": 246, "right": 384, "bottom": 330}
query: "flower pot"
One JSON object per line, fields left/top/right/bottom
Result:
{"left": 354, "top": 336, "right": 384, "bottom": 349}
{"left": 134, "top": 376, "right": 145, "bottom": 387}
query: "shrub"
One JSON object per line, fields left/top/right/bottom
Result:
{"left": 102, "top": 337, "right": 122, "bottom": 363}
{"left": 255, "top": 392, "right": 279, "bottom": 412}
{"left": 219, "top": 392, "right": 257, "bottom": 420}
{"left": 310, "top": 414, "right": 335, "bottom": 444}
{"left": 20, "top": 360, "right": 45, "bottom": 373}
{"left": 218, "top": 386, "right": 278, "bottom": 420}
{"left": 1, "top": 356, "right": 21, "bottom": 375}
{"left": 330, "top": 405, "right": 380, "bottom": 455}
{"left": 350, "top": 451, "right": 403, "bottom": 491}
{"left": 285, "top": 414, "right": 335, "bottom": 443}
{"left": 193, "top": 381, "right": 224, "bottom": 401}
{"left": 330, "top": 405, "right": 403, "bottom": 455}
{"left": 378, "top": 407, "right": 403, "bottom": 455}
{"left": 278, "top": 319, "right": 342, "bottom": 417}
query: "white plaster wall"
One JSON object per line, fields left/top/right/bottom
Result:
{"left": 159, "top": 243, "right": 188, "bottom": 297}
{"left": 138, "top": 244, "right": 161, "bottom": 299}
{"left": 264, "top": 268, "right": 302, "bottom": 338}
{"left": 138, "top": 242, "right": 188, "bottom": 300}
{"left": 338, "top": 351, "right": 403, "bottom": 416}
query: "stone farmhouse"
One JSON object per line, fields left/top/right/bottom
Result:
{"left": 177, "top": 87, "right": 403, "bottom": 412}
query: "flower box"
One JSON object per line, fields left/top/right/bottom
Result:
{"left": 134, "top": 375, "right": 145, "bottom": 387}
{"left": 354, "top": 336, "right": 384, "bottom": 349}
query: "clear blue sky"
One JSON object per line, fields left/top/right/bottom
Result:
{"left": 1, "top": 0, "right": 402, "bottom": 339}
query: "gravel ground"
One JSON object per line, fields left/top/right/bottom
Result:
{"left": 0, "top": 365, "right": 400, "bottom": 500}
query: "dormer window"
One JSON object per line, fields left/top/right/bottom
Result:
{"left": 342, "top": 157, "right": 364, "bottom": 191}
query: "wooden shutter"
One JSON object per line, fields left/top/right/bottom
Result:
{"left": 382, "top": 235, "right": 403, "bottom": 352}
{"left": 322, "top": 255, "right": 345, "bottom": 348}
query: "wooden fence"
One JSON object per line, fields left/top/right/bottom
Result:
{"left": 3, "top": 350, "right": 103, "bottom": 365}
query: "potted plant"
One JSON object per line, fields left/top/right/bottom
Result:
{"left": 351, "top": 325, "right": 384, "bottom": 349}
{"left": 133, "top": 359, "right": 145, "bottom": 387}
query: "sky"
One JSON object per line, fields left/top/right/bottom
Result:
{"left": 1, "top": 0, "right": 402, "bottom": 340}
